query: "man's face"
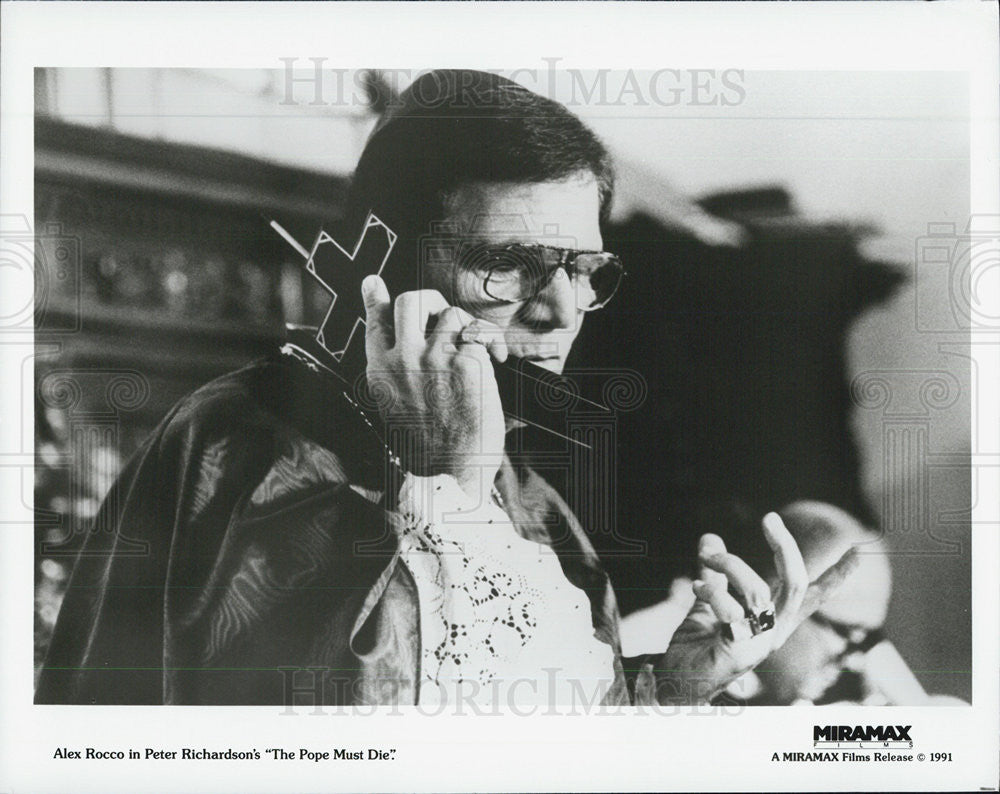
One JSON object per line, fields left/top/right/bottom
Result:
{"left": 757, "top": 552, "right": 891, "bottom": 704}
{"left": 424, "top": 174, "right": 604, "bottom": 374}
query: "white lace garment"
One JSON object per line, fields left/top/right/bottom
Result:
{"left": 395, "top": 472, "right": 616, "bottom": 707}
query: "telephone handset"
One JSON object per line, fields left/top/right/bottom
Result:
{"left": 269, "top": 212, "right": 610, "bottom": 450}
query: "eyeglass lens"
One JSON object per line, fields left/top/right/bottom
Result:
{"left": 480, "top": 246, "right": 623, "bottom": 310}
{"left": 811, "top": 613, "right": 885, "bottom": 654}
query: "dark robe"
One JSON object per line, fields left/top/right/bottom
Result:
{"left": 35, "top": 352, "right": 631, "bottom": 705}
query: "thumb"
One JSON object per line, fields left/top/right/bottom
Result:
{"left": 796, "top": 546, "right": 861, "bottom": 624}
{"left": 362, "top": 274, "right": 390, "bottom": 313}
{"left": 669, "top": 576, "right": 697, "bottom": 606}
{"left": 362, "top": 274, "right": 392, "bottom": 351}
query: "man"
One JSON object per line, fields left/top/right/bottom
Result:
{"left": 745, "top": 502, "right": 893, "bottom": 705}
{"left": 730, "top": 502, "right": 964, "bottom": 706}
{"left": 36, "top": 70, "right": 853, "bottom": 707}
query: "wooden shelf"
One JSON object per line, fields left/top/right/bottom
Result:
{"left": 35, "top": 117, "right": 348, "bottom": 221}
{"left": 37, "top": 299, "right": 283, "bottom": 345}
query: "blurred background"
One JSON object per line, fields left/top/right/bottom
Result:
{"left": 31, "top": 68, "right": 971, "bottom": 700}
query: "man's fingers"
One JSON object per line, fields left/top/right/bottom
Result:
{"left": 697, "top": 534, "right": 729, "bottom": 592}
{"left": 394, "top": 289, "right": 451, "bottom": 346}
{"left": 797, "top": 546, "right": 861, "bottom": 623}
{"left": 700, "top": 553, "right": 773, "bottom": 615}
{"left": 424, "top": 309, "right": 509, "bottom": 364}
{"left": 669, "top": 575, "right": 696, "bottom": 604}
{"left": 458, "top": 318, "right": 509, "bottom": 363}
{"left": 425, "top": 306, "right": 475, "bottom": 362}
{"left": 429, "top": 305, "right": 473, "bottom": 337}
{"left": 362, "top": 275, "right": 393, "bottom": 354}
{"left": 692, "top": 579, "right": 745, "bottom": 624}
{"left": 761, "top": 511, "right": 809, "bottom": 621}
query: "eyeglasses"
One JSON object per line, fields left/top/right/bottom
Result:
{"left": 810, "top": 613, "right": 886, "bottom": 655}
{"left": 460, "top": 243, "right": 625, "bottom": 311}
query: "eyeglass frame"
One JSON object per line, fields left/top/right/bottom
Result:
{"left": 458, "top": 242, "right": 626, "bottom": 312}
{"left": 809, "top": 612, "right": 886, "bottom": 655}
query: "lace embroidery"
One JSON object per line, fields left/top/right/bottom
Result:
{"left": 396, "top": 473, "right": 615, "bottom": 706}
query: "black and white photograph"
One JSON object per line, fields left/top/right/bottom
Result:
{"left": 2, "top": 3, "right": 997, "bottom": 792}
{"left": 28, "top": 63, "right": 975, "bottom": 709}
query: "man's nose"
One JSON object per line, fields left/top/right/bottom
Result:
{"left": 823, "top": 631, "right": 851, "bottom": 660}
{"left": 530, "top": 268, "right": 578, "bottom": 330}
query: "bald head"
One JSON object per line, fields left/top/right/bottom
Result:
{"left": 753, "top": 500, "right": 892, "bottom": 704}
{"left": 778, "top": 500, "right": 891, "bottom": 628}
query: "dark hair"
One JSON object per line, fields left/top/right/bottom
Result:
{"left": 344, "top": 70, "right": 614, "bottom": 295}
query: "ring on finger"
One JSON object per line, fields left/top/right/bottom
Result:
{"left": 753, "top": 603, "right": 777, "bottom": 632}
{"left": 723, "top": 619, "right": 755, "bottom": 642}
{"left": 743, "top": 601, "right": 776, "bottom": 636}
{"left": 725, "top": 602, "right": 776, "bottom": 641}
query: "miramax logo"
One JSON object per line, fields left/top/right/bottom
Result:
{"left": 814, "top": 725, "right": 912, "bottom": 743}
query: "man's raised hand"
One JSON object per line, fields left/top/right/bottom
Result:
{"left": 654, "top": 512, "right": 859, "bottom": 705}
{"left": 361, "top": 275, "right": 507, "bottom": 498}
